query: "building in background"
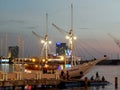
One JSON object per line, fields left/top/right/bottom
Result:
{"left": 56, "top": 42, "right": 68, "bottom": 55}
{"left": 8, "top": 46, "right": 19, "bottom": 59}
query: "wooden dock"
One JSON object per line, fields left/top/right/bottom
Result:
{"left": 0, "top": 71, "right": 110, "bottom": 89}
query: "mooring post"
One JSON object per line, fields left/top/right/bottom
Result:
{"left": 115, "top": 77, "right": 118, "bottom": 89}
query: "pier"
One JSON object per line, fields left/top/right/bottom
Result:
{"left": 0, "top": 71, "right": 60, "bottom": 89}
{"left": 0, "top": 71, "right": 110, "bottom": 89}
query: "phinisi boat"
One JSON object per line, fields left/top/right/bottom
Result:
{"left": 24, "top": 4, "right": 108, "bottom": 79}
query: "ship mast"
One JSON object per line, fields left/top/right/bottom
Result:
{"left": 41, "top": 13, "right": 52, "bottom": 63}
{"left": 5, "top": 32, "right": 8, "bottom": 58}
{"left": 32, "top": 13, "right": 51, "bottom": 64}
{"left": 52, "top": 4, "right": 77, "bottom": 66}
{"left": 66, "top": 4, "right": 77, "bottom": 66}
{"left": 0, "top": 38, "right": 2, "bottom": 56}
{"left": 45, "top": 13, "right": 49, "bottom": 63}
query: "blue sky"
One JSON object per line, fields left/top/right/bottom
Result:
{"left": 0, "top": 0, "right": 120, "bottom": 59}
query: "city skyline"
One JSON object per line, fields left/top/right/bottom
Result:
{"left": 0, "top": 0, "right": 120, "bottom": 59}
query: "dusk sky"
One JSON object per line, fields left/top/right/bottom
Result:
{"left": 1, "top": 0, "right": 120, "bottom": 59}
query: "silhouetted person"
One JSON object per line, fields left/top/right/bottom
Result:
{"left": 96, "top": 72, "right": 99, "bottom": 77}
{"left": 95, "top": 72, "right": 100, "bottom": 80}
{"left": 80, "top": 71, "right": 83, "bottom": 78}
{"left": 102, "top": 76, "right": 105, "bottom": 81}
{"left": 66, "top": 71, "right": 70, "bottom": 80}
{"left": 90, "top": 75, "right": 94, "bottom": 81}
{"left": 60, "top": 70, "right": 65, "bottom": 79}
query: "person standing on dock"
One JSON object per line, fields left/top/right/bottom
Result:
{"left": 60, "top": 70, "right": 65, "bottom": 79}
{"left": 90, "top": 75, "right": 94, "bottom": 81}
{"left": 80, "top": 71, "right": 83, "bottom": 78}
{"left": 66, "top": 71, "right": 70, "bottom": 80}
{"left": 95, "top": 72, "right": 100, "bottom": 81}
{"left": 102, "top": 76, "right": 105, "bottom": 81}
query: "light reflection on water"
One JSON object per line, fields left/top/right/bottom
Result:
{"left": 0, "top": 64, "right": 120, "bottom": 90}
{"left": 0, "top": 64, "right": 13, "bottom": 72}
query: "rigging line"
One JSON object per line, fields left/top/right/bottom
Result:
{"left": 89, "top": 30, "right": 106, "bottom": 55}
{"left": 71, "top": 4, "right": 73, "bottom": 30}
{"left": 78, "top": 39, "right": 104, "bottom": 59}
{"left": 40, "top": 44, "right": 45, "bottom": 57}
{"left": 77, "top": 41, "right": 95, "bottom": 58}
{"left": 78, "top": 38, "right": 105, "bottom": 56}
{"left": 73, "top": 40, "right": 83, "bottom": 58}
{"left": 75, "top": 42, "right": 88, "bottom": 58}
{"left": 74, "top": 39, "right": 91, "bottom": 57}
{"left": 47, "top": 43, "right": 51, "bottom": 54}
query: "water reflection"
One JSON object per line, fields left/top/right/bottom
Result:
{"left": 0, "top": 65, "right": 120, "bottom": 90}
{"left": 0, "top": 64, "right": 13, "bottom": 72}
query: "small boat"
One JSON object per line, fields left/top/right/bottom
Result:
{"left": 57, "top": 79, "right": 110, "bottom": 88}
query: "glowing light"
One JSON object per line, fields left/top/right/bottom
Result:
{"left": 60, "top": 65, "right": 64, "bottom": 70}
{"left": 44, "top": 64, "right": 48, "bottom": 68}
{"left": 49, "top": 41, "right": 52, "bottom": 44}
{"left": 42, "top": 59, "right": 45, "bottom": 62}
{"left": 1, "top": 59, "right": 9, "bottom": 63}
{"left": 66, "top": 35, "right": 69, "bottom": 39}
{"left": 32, "top": 58, "right": 35, "bottom": 62}
{"left": 65, "top": 64, "right": 71, "bottom": 68}
{"left": 41, "top": 40, "right": 45, "bottom": 43}
{"left": 73, "top": 36, "right": 77, "bottom": 40}
{"left": 35, "top": 65, "right": 38, "bottom": 68}
{"left": 60, "top": 56, "right": 64, "bottom": 60}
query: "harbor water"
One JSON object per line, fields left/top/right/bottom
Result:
{"left": 0, "top": 64, "right": 120, "bottom": 90}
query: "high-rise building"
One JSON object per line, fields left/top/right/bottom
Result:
{"left": 8, "top": 46, "right": 19, "bottom": 58}
{"left": 56, "top": 42, "right": 68, "bottom": 55}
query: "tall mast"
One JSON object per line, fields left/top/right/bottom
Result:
{"left": 45, "top": 13, "right": 48, "bottom": 62}
{"left": 46, "top": 13, "right": 48, "bottom": 36}
{"left": 5, "top": 32, "right": 8, "bottom": 58}
{"left": 52, "top": 4, "right": 77, "bottom": 66}
{"left": 71, "top": 4, "right": 73, "bottom": 30}
{"left": 0, "top": 38, "right": 2, "bottom": 56}
{"left": 32, "top": 13, "right": 51, "bottom": 62}
{"left": 70, "top": 4, "right": 74, "bottom": 66}
{"left": 68, "top": 4, "right": 77, "bottom": 66}
{"left": 18, "top": 33, "right": 20, "bottom": 58}
{"left": 22, "top": 40, "right": 24, "bottom": 58}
